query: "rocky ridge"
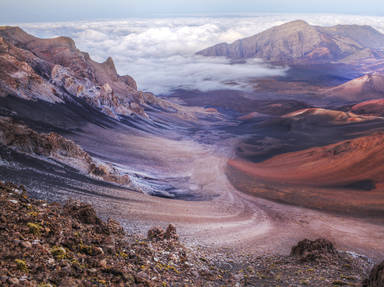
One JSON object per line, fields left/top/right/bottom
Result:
{"left": 0, "top": 117, "right": 131, "bottom": 186}
{"left": 0, "top": 26, "right": 176, "bottom": 119}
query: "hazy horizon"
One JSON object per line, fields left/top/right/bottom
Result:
{"left": 16, "top": 14, "right": 384, "bottom": 94}
{"left": 1, "top": 0, "right": 384, "bottom": 23}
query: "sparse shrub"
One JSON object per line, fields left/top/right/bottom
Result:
{"left": 15, "top": 259, "right": 28, "bottom": 273}
{"left": 27, "top": 222, "right": 42, "bottom": 236}
{"left": 50, "top": 246, "right": 66, "bottom": 259}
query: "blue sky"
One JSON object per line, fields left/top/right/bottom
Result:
{"left": 1, "top": 0, "right": 384, "bottom": 23}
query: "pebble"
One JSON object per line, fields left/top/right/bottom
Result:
{"left": 20, "top": 241, "right": 32, "bottom": 248}
{"left": 0, "top": 275, "right": 8, "bottom": 283}
{"left": 19, "top": 275, "right": 28, "bottom": 282}
{"left": 95, "top": 247, "right": 104, "bottom": 255}
{"left": 12, "top": 188, "right": 23, "bottom": 195}
{"left": 136, "top": 271, "right": 149, "bottom": 280}
{"left": 234, "top": 274, "right": 243, "bottom": 281}
{"left": 47, "top": 258, "right": 55, "bottom": 264}
{"left": 7, "top": 277, "right": 19, "bottom": 285}
{"left": 99, "top": 258, "right": 107, "bottom": 268}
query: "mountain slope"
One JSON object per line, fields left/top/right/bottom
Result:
{"left": 197, "top": 20, "right": 384, "bottom": 64}
{"left": 282, "top": 108, "right": 377, "bottom": 125}
{"left": 230, "top": 132, "right": 384, "bottom": 189}
{"left": 325, "top": 73, "right": 384, "bottom": 101}
{"left": 0, "top": 116, "right": 131, "bottom": 186}
{"left": 0, "top": 26, "right": 167, "bottom": 119}
{"left": 351, "top": 98, "right": 384, "bottom": 116}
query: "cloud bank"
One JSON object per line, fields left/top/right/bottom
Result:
{"left": 19, "top": 14, "right": 384, "bottom": 94}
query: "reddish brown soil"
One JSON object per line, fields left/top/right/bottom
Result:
{"left": 352, "top": 98, "right": 384, "bottom": 116}
{"left": 228, "top": 133, "right": 384, "bottom": 218}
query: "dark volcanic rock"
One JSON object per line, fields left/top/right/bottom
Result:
{"left": 364, "top": 261, "right": 384, "bottom": 287}
{"left": 147, "top": 224, "right": 179, "bottom": 242}
{"left": 165, "top": 224, "right": 179, "bottom": 241}
{"left": 0, "top": 181, "right": 229, "bottom": 286}
{"left": 291, "top": 238, "right": 338, "bottom": 262}
{"left": 147, "top": 226, "right": 166, "bottom": 241}
{"left": 0, "top": 182, "right": 373, "bottom": 286}
{"left": 64, "top": 201, "right": 102, "bottom": 225}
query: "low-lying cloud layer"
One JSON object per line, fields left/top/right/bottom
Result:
{"left": 19, "top": 14, "right": 384, "bottom": 94}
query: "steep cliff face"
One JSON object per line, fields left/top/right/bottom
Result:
{"left": 0, "top": 116, "right": 131, "bottom": 185}
{"left": 197, "top": 20, "right": 384, "bottom": 64}
{"left": 0, "top": 26, "right": 161, "bottom": 119}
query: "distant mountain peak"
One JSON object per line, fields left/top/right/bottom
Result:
{"left": 280, "top": 19, "right": 311, "bottom": 27}
{"left": 197, "top": 21, "right": 384, "bottom": 65}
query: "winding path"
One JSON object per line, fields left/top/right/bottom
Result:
{"left": 71, "top": 124, "right": 384, "bottom": 262}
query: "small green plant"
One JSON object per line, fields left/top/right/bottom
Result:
{"left": 71, "top": 258, "right": 86, "bottom": 269}
{"left": 50, "top": 246, "right": 66, "bottom": 259}
{"left": 79, "top": 243, "right": 94, "bottom": 255}
{"left": 15, "top": 259, "right": 28, "bottom": 273}
{"left": 27, "top": 211, "right": 39, "bottom": 217}
{"left": 27, "top": 222, "right": 42, "bottom": 236}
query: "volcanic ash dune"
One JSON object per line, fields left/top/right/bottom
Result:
{"left": 325, "top": 73, "right": 384, "bottom": 102}
{"left": 282, "top": 108, "right": 377, "bottom": 125}
{"left": 228, "top": 133, "right": 384, "bottom": 217}
{"left": 351, "top": 98, "right": 384, "bottom": 116}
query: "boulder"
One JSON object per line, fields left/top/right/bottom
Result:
{"left": 64, "top": 201, "right": 101, "bottom": 225}
{"left": 291, "top": 238, "right": 338, "bottom": 262}
{"left": 147, "top": 224, "right": 179, "bottom": 242}
{"left": 364, "top": 261, "right": 384, "bottom": 287}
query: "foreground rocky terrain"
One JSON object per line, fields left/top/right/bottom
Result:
{"left": 1, "top": 181, "right": 382, "bottom": 287}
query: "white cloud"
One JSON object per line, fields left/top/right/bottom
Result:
{"left": 18, "top": 14, "right": 384, "bottom": 94}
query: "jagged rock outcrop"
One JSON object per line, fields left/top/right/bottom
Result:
{"left": 0, "top": 116, "right": 130, "bottom": 185}
{"left": 291, "top": 238, "right": 339, "bottom": 262}
{"left": 0, "top": 35, "right": 62, "bottom": 103}
{"left": 364, "top": 261, "right": 384, "bottom": 287}
{"left": 197, "top": 20, "right": 384, "bottom": 64}
{"left": 0, "top": 26, "right": 166, "bottom": 119}
{"left": 147, "top": 224, "right": 179, "bottom": 242}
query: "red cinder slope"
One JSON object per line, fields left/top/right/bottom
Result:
{"left": 229, "top": 133, "right": 384, "bottom": 188}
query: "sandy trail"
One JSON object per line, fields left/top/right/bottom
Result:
{"left": 69, "top": 124, "right": 384, "bottom": 262}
